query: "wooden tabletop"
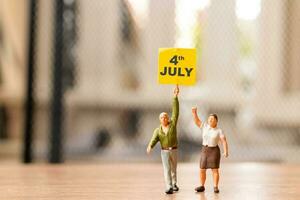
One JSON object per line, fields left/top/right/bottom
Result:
{"left": 0, "top": 162, "right": 299, "bottom": 199}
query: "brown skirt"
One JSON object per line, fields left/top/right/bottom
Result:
{"left": 200, "top": 146, "right": 221, "bottom": 169}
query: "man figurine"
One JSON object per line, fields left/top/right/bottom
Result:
{"left": 147, "top": 85, "right": 180, "bottom": 194}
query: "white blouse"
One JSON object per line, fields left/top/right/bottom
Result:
{"left": 200, "top": 122, "right": 225, "bottom": 147}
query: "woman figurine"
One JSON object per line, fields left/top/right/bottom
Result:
{"left": 192, "top": 107, "right": 229, "bottom": 193}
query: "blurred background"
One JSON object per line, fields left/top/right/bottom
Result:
{"left": 0, "top": 0, "right": 299, "bottom": 164}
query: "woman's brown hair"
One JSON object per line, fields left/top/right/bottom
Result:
{"left": 209, "top": 113, "right": 218, "bottom": 122}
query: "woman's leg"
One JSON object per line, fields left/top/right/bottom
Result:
{"left": 200, "top": 168, "right": 206, "bottom": 186}
{"left": 211, "top": 169, "right": 219, "bottom": 187}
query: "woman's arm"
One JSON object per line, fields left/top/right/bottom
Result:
{"left": 220, "top": 136, "right": 229, "bottom": 157}
{"left": 191, "top": 107, "right": 202, "bottom": 128}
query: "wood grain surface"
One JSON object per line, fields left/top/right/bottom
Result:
{"left": 0, "top": 163, "right": 299, "bottom": 199}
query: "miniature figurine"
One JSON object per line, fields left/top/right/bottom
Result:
{"left": 147, "top": 85, "right": 180, "bottom": 194}
{"left": 192, "top": 107, "right": 229, "bottom": 193}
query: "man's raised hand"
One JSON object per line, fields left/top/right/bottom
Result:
{"left": 174, "top": 84, "right": 179, "bottom": 97}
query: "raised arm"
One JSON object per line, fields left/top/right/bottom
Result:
{"left": 171, "top": 85, "right": 179, "bottom": 125}
{"left": 191, "top": 107, "right": 202, "bottom": 128}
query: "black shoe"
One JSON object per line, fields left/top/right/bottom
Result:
{"left": 165, "top": 188, "right": 173, "bottom": 194}
{"left": 172, "top": 184, "right": 179, "bottom": 191}
{"left": 195, "top": 186, "right": 205, "bottom": 192}
{"left": 214, "top": 187, "right": 219, "bottom": 193}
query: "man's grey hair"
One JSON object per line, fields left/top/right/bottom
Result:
{"left": 159, "top": 112, "right": 168, "bottom": 119}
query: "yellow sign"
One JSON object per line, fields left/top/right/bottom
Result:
{"left": 158, "top": 48, "right": 197, "bottom": 85}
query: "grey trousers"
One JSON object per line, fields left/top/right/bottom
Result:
{"left": 161, "top": 149, "right": 178, "bottom": 190}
